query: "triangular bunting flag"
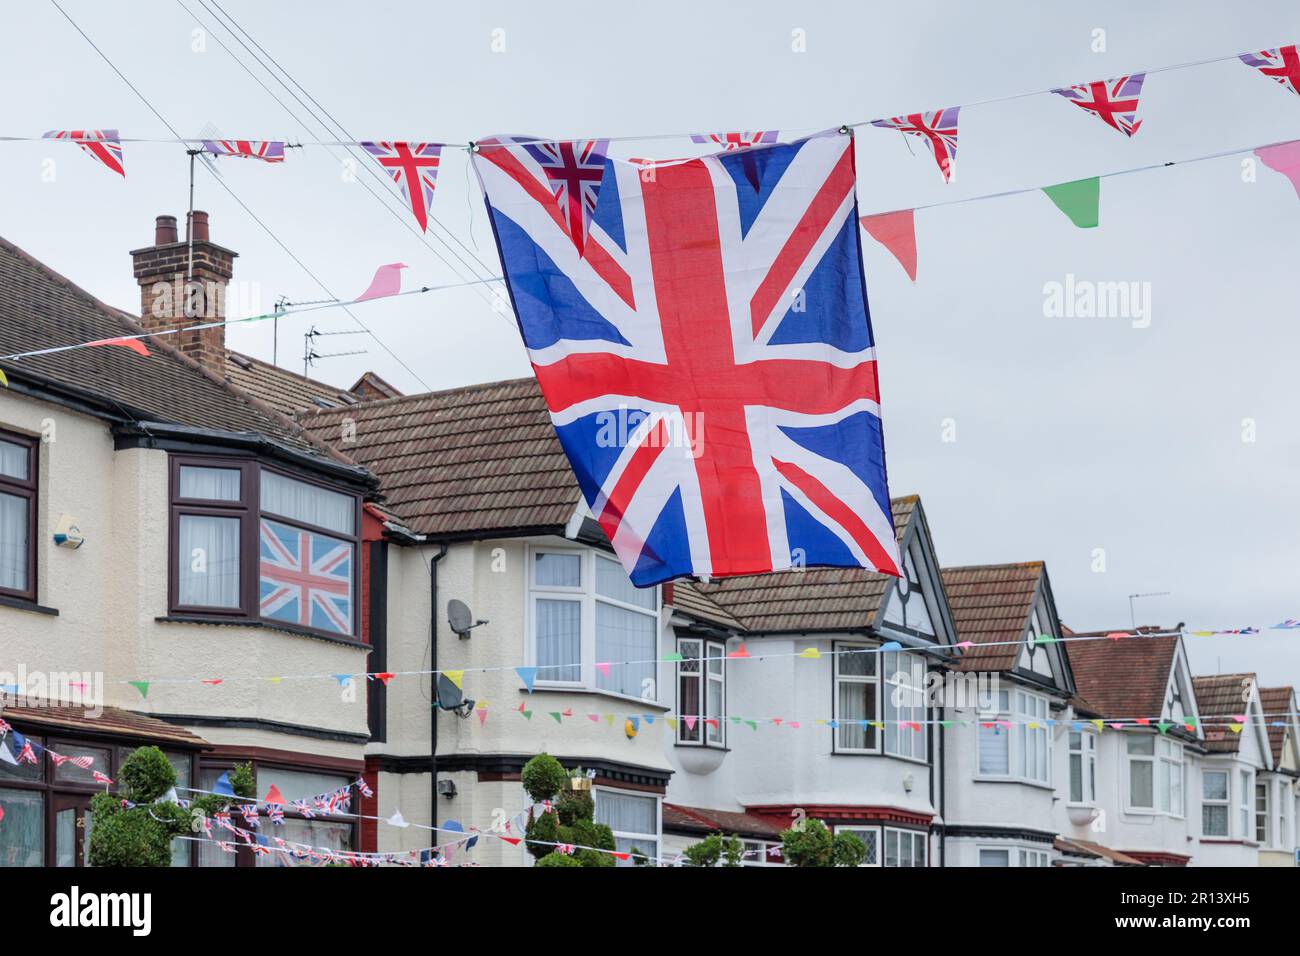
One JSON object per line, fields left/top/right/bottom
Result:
{"left": 87, "top": 336, "right": 150, "bottom": 356}
{"left": 515, "top": 667, "right": 537, "bottom": 693}
{"left": 443, "top": 670, "right": 464, "bottom": 690}
{"left": 360, "top": 142, "right": 443, "bottom": 232}
{"left": 128, "top": 681, "right": 150, "bottom": 699}
{"left": 859, "top": 209, "right": 917, "bottom": 281}
{"left": 1052, "top": 75, "right": 1145, "bottom": 137}
{"left": 798, "top": 648, "right": 822, "bottom": 660}
{"left": 547, "top": 711, "right": 562, "bottom": 723}
{"left": 872, "top": 109, "right": 960, "bottom": 182}
{"left": 1255, "top": 142, "right": 1300, "bottom": 201}
{"left": 1042, "top": 177, "right": 1100, "bottom": 228}
{"left": 1228, "top": 722, "right": 1245, "bottom": 734}
{"left": 263, "top": 784, "right": 286, "bottom": 805}
{"left": 43, "top": 129, "right": 125, "bottom": 177}
{"left": 1240, "top": 46, "right": 1300, "bottom": 97}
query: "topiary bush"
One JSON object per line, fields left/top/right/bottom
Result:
{"left": 682, "top": 832, "right": 744, "bottom": 867}
{"left": 780, "top": 818, "right": 866, "bottom": 867}
{"left": 88, "top": 748, "right": 255, "bottom": 867}
{"left": 521, "top": 753, "right": 617, "bottom": 868}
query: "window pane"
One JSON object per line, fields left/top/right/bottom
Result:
{"left": 196, "top": 768, "right": 237, "bottom": 867}
{"left": 536, "top": 599, "right": 581, "bottom": 682}
{"left": 706, "top": 678, "right": 723, "bottom": 743}
{"left": 0, "top": 787, "right": 43, "bottom": 866}
{"left": 178, "top": 515, "right": 241, "bottom": 607}
{"left": 979, "top": 849, "right": 1009, "bottom": 867}
{"left": 0, "top": 491, "right": 29, "bottom": 591}
{"left": 534, "top": 552, "right": 581, "bottom": 587}
{"left": 179, "top": 465, "right": 241, "bottom": 501}
{"left": 839, "top": 647, "right": 876, "bottom": 677}
{"left": 979, "top": 725, "right": 1009, "bottom": 775}
{"left": 256, "top": 768, "right": 351, "bottom": 805}
{"left": 678, "top": 665, "right": 701, "bottom": 742}
{"left": 596, "top": 790, "right": 657, "bottom": 836}
{"left": 1130, "top": 760, "right": 1154, "bottom": 808}
{"left": 837, "top": 680, "right": 876, "bottom": 750}
{"left": 255, "top": 819, "right": 352, "bottom": 866}
{"left": 1069, "top": 753, "right": 1082, "bottom": 802}
{"left": 595, "top": 555, "right": 655, "bottom": 609}
{"left": 261, "top": 471, "right": 354, "bottom": 535}
{"left": 0, "top": 734, "right": 42, "bottom": 782}
{"left": 596, "top": 601, "right": 655, "bottom": 697}
{"left": 1203, "top": 804, "right": 1228, "bottom": 837}
{"left": 1204, "top": 771, "right": 1228, "bottom": 801}
{"left": 53, "top": 744, "right": 110, "bottom": 784}
{"left": 0, "top": 439, "right": 28, "bottom": 480}
{"left": 259, "top": 519, "right": 354, "bottom": 635}
{"left": 1128, "top": 735, "right": 1154, "bottom": 755}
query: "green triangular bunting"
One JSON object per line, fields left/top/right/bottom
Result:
{"left": 128, "top": 681, "right": 150, "bottom": 699}
{"left": 1042, "top": 177, "right": 1100, "bottom": 228}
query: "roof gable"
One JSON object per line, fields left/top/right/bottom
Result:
{"left": 1194, "top": 674, "right": 1270, "bottom": 763}
{"left": 1258, "top": 686, "right": 1298, "bottom": 769}
{"left": 1065, "top": 631, "right": 1200, "bottom": 733}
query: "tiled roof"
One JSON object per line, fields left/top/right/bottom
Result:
{"left": 669, "top": 582, "right": 745, "bottom": 630}
{"left": 1258, "top": 686, "right": 1294, "bottom": 766}
{"left": 1054, "top": 837, "right": 1144, "bottom": 866}
{"left": 662, "top": 803, "right": 786, "bottom": 839}
{"left": 1, "top": 702, "right": 209, "bottom": 748}
{"left": 681, "top": 497, "right": 917, "bottom": 633}
{"left": 1193, "top": 674, "right": 1256, "bottom": 753}
{"left": 1065, "top": 632, "right": 1179, "bottom": 719}
{"left": 224, "top": 351, "right": 359, "bottom": 416}
{"left": 0, "top": 236, "right": 334, "bottom": 460}
{"left": 350, "top": 371, "right": 403, "bottom": 402}
{"left": 940, "top": 562, "right": 1042, "bottom": 671}
{"left": 300, "top": 376, "right": 580, "bottom": 536}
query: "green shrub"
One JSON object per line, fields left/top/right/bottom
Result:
{"left": 556, "top": 787, "right": 594, "bottom": 826}
{"left": 780, "top": 818, "right": 865, "bottom": 867}
{"left": 683, "top": 832, "right": 744, "bottom": 867}
{"left": 521, "top": 753, "right": 568, "bottom": 803}
{"left": 831, "top": 830, "right": 867, "bottom": 867}
{"left": 535, "top": 851, "right": 583, "bottom": 867}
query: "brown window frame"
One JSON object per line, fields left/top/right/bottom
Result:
{"left": 168, "top": 455, "right": 362, "bottom": 640}
{"left": 0, "top": 428, "right": 38, "bottom": 603}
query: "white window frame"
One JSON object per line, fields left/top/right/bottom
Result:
{"left": 835, "top": 825, "right": 881, "bottom": 867}
{"left": 975, "top": 688, "right": 1051, "bottom": 786}
{"left": 1068, "top": 729, "right": 1098, "bottom": 805}
{"left": 740, "top": 839, "right": 781, "bottom": 867}
{"left": 882, "top": 827, "right": 926, "bottom": 867}
{"left": 1202, "top": 769, "right": 1230, "bottom": 837}
{"left": 1239, "top": 769, "right": 1253, "bottom": 839}
{"left": 978, "top": 843, "right": 1051, "bottom": 866}
{"left": 676, "top": 636, "right": 725, "bottom": 747}
{"left": 593, "top": 786, "right": 661, "bottom": 866}
{"left": 526, "top": 545, "right": 661, "bottom": 701}
{"left": 1125, "top": 734, "right": 1181, "bottom": 816}
{"left": 883, "top": 651, "right": 928, "bottom": 763}
{"left": 1256, "top": 779, "right": 1270, "bottom": 845}
{"left": 833, "top": 642, "right": 880, "bottom": 755}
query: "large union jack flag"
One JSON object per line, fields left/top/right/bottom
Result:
{"left": 1052, "top": 74, "right": 1145, "bottom": 137}
{"left": 1240, "top": 46, "right": 1300, "bottom": 96}
{"left": 201, "top": 139, "right": 286, "bottom": 162}
{"left": 474, "top": 131, "right": 900, "bottom": 586}
{"left": 871, "top": 109, "right": 960, "bottom": 183}
{"left": 360, "top": 141, "right": 443, "bottom": 231}
{"left": 42, "top": 129, "right": 125, "bottom": 177}
{"left": 259, "top": 519, "right": 353, "bottom": 634}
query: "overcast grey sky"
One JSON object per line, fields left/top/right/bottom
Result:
{"left": 4, "top": 0, "right": 1299, "bottom": 688}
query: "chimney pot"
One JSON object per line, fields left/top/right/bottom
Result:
{"left": 187, "top": 210, "right": 210, "bottom": 243}
{"left": 155, "top": 215, "right": 178, "bottom": 245}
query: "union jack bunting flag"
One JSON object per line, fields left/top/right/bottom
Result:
{"left": 1271, "top": 619, "right": 1300, "bottom": 629}
{"left": 42, "top": 129, "right": 125, "bottom": 177}
{"left": 354, "top": 776, "right": 373, "bottom": 798}
{"left": 690, "top": 131, "right": 779, "bottom": 150}
{"left": 1052, "top": 74, "right": 1146, "bottom": 137}
{"left": 92, "top": 770, "right": 113, "bottom": 785}
{"left": 871, "top": 109, "right": 960, "bottom": 183}
{"left": 0, "top": 718, "right": 10, "bottom": 734}
{"left": 239, "top": 803, "right": 260, "bottom": 828}
{"left": 16, "top": 738, "right": 38, "bottom": 765}
{"left": 474, "top": 130, "right": 900, "bottom": 585}
{"left": 293, "top": 799, "right": 315, "bottom": 818}
{"left": 360, "top": 141, "right": 443, "bottom": 231}
{"left": 1240, "top": 46, "right": 1300, "bottom": 96}
{"left": 482, "top": 136, "right": 610, "bottom": 254}
{"left": 48, "top": 751, "right": 94, "bottom": 770}
{"left": 217, "top": 841, "right": 237, "bottom": 854}
{"left": 267, "top": 803, "right": 285, "bottom": 825}
{"left": 260, "top": 519, "right": 354, "bottom": 636}
{"left": 200, "top": 139, "right": 286, "bottom": 162}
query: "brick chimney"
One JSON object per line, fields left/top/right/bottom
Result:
{"left": 130, "top": 212, "right": 237, "bottom": 370}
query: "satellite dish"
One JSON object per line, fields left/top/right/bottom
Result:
{"left": 447, "top": 599, "right": 489, "bottom": 639}
{"left": 436, "top": 673, "right": 475, "bottom": 716}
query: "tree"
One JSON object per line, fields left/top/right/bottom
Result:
{"left": 779, "top": 818, "right": 866, "bottom": 867}
{"left": 521, "top": 753, "right": 617, "bottom": 867}
{"left": 682, "top": 832, "right": 745, "bottom": 867}
{"left": 88, "top": 747, "right": 254, "bottom": 867}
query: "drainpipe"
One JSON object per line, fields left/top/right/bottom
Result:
{"left": 429, "top": 542, "right": 448, "bottom": 833}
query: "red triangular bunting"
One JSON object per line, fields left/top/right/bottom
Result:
{"left": 860, "top": 210, "right": 917, "bottom": 282}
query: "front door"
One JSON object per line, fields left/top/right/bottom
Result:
{"left": 52, "top": 793, "right": 94, "bottom": 867}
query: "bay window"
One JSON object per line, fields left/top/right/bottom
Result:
{"left": 833, "top": 645, "right": 928, "bottom": 760}
{"left": 883, "top": 827, "right": 926, "bottom": 867}
{"left": 1127, "top": 736, "right": 1183, "bottom": 815}
{"left": 594, "top": 788, "right": 660, "bottom": 866}
{"left": 977, "top": 689, "right": 1050, "bottom": 783}
{"left": 528, "top": 548, "right": 659, "bottom": 698}
{"left": 1069, "top": 730, "right": 1097, "bottom": 804}
{"left": 0, "top": 430, "right": 37, "bottom": 602}
{"left": 837, "top": 826, "right": 880, "bottom": 866}
{"left": 1202, "top": 769, "right": 1229, "bottom": 837}
{"left": 169, "top": 457, "right": 360, "bottom": 638}
{"left": 677, "top": 637, "right": 724, "bottom": 745}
